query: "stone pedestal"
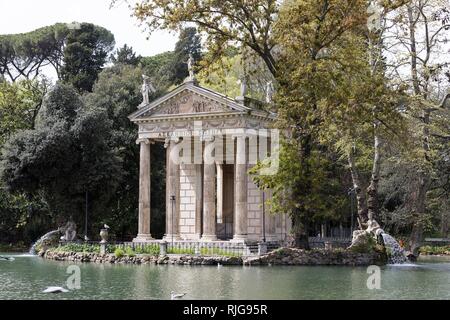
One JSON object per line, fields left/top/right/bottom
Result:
{"left": 258, "top": 242, "right": 267, "bottom": 256}
{"left": 159, "top": 241, "right": 167, "bottom": 256}
{"left": 100, "top": 243, "right": 107, "bottom": 255}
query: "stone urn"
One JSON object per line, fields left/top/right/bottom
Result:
{"left": 99, "top": 228, "right": 109, "bottom": 244}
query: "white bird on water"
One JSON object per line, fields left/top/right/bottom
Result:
{"left": 42, "top": 286, "right": 69, "bottom": 294}
{"left": 0, "top": 256, "right": 14, "bottom": 261}
{"left": 217, "top": 263, "right": 222, "bottom": 268}
{"left": 170, "top": 291, "right": 186, "bottom": 300}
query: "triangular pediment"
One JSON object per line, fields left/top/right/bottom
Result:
{"left": 129, "top": 82, "right": 251, "bottom": 121}
{"left": 150, "top": 90, "right": 231, "bottom": 116}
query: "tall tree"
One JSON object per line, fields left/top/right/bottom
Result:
{"left": 115, "top": 0, "right": 279, "bottom": 77}
{"left": 0, "top": 23, "right": 69, "bottom": 82}
{"left": 110, "top": 44, "right": 141, "bottom": 66}
{"left": 170, "top": 27, "right": 202, "bottom": 84}
{"left": 0, "top": 83, "right": 122, "bottom": 232}
{"left": 267, "top": 0, "right": 407, "bottom": 245}
{"left": 382, "top": 0, "right": 450, "bottom": 254}
{"left": 61, "top": 23, "right": 115, "bottom": 92}
{"left": 85, "top": 64, "right": 166, "bottom": 239}
{"left": 0, "top": 79, "right": 47, "bottom": 146}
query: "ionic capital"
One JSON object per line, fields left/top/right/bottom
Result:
{"left": 136, "top": 138, "right": 155, "bottom": 145}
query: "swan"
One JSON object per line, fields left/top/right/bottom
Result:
{"left": 42, "top": 286, "right": 69, "bottom": 293}
{"left": 0, "top": 256, "right": 14, "bottom": 261}
{"left": 170, "top": 291, "right": 186, "bottom": 300}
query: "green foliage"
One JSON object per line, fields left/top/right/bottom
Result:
{"left": 197, "top": 48, "right": 272, "bottom": 102}
{"left": 125, "top": 0, "right": 279, "bottom": 76}
{"left": 57, "top": 243, "right": 100, "bottom": 253}
{"left": 134, "top": 244, "right": 160, "bottom": 255}
{"left": 167, "top": 247, "right": 195, "bottom": 255}
{"left": 171, "top": 27, "right": 202, "bottom": 84}
{"left": 0, "top": 190, "right": 51, "bottom": 244}
{"left": 139, "top": 52, "right": 175, "bottom": 90}
{"left": 85, "top": 64, "right": 166, "bottom": 238}
{"left": 61, "top": 23, "right": 115, "bottom": 92}
{"left": 0, "top": 23, "right": 69, "bottom": 81}
{"left": 110, "top": 44, "right": 141, "bottom": 66}
{"left": 114, "top": 247, "right": 125, "bottom": 258}
{"left": 125, "top": 246, "right": 136, "bottom": 257}
{"left": 251, "top": 139, "right": 350, "bottom": 239}
{"left": 419, "top": 245, "right": 450, "bottom": 255}
{"left": 0, "top": 80, "right": 44, "bottom": 146}
{"left": 348, "top": 234, "right": 378, "bottom": 254}
{"left": 139, "top": 27, "right": 202, "bottom": 88}
{"left": 0, "top": 83, "right": 122, "bottom": 230}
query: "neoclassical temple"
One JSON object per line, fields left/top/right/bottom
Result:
{"left": 129, "top": 72, "right": 291, "bottom": 244}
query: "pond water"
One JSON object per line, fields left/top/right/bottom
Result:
{"left": 0, "top": 253, "right": 449, "bottom": 300}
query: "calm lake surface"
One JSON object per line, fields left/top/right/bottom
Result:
{"left": 0, "top": 253, "right": 449, "bottom": 300}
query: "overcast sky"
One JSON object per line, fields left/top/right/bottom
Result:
{"left": 0, "top": 0, "right": 178, "bottom": 57}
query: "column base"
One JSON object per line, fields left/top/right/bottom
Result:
{"left": 133, "top": 234, "right": 154, "bottom": 242}
{"left": 230, "top": 235, "right": 247, "bottom": 243}
{"left": 201, "top": 234, "right": 218, "bottom": 241}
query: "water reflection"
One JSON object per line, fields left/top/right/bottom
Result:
{"left": 0, "top": 254, "right": 449, "bottom": 300}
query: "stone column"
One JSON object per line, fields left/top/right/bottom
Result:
{"left": 201, "top": 137, "right": 217, "bottom": 241}
{"left": 133, "top": 139, "right": 153, "bottom": 242}
{"left": 194, "top": 163, "right": 203, "bottom": 239}
{"left": 233, "top": 135, "right": 248, "bottom": 242}
{"left": 164, "top": 138, "right": 181, "bottom": 240}
{"left": 216, "top": 163, "right": 223, "bottom": 224}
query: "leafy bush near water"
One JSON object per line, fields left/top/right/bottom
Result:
{"left": 56, "top": 243, "right": 101, "bottom": 253}
{"left": 419, "top": 246, "right": 450, "bottom": 255}
{"left": 114, "top": 248, "right": 125, "bottom": 258}
{"left": 52, "top": 243, "right": 242, "bottom": 257}
{"left": 134, "top": 244, "right": 160, "bottom": 255}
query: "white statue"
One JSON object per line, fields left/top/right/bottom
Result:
{"left": 239, "top": 76, "right": 247, "bottom": 97}
{"left": 62, "top": 221, "right": 77, "bottom": 241}
{"left": 187, "top": 53, "right": 195, "bottom": 80}
{"left": 141, "top": 74, "right": 155, "bottom": 105}
{"left": 266, "top": 81, "right": 274, "bottom": 103}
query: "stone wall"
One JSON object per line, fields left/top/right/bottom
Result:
{"left": 44, "top": 250, "right": 242, "bottom": 265}
{"left": 43, "top": 247, "right": 386, "bottom": 266}
{"left": 244, "top": 248, "right": 387, "bottom": 266}
{"left": 247, "top": 173, "right": 262, "bottom": 240}
{"left": 179, "top": 164, "right": 197, "bottom": 239}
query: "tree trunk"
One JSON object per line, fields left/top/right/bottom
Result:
{"left": 291, "top": 212, "right": 310, "bottom": 250}
{"left": 367, "top": 121, "right": 383, "bottom": 221}
{"left": 347, "top": 151, "right": 368, "bottom": 228}
{"left": 442, "top": 209, "right": 449, "bottom": 238}
{"left": 294, "top": 233, "right": 310, "bottom": 250}
{"left": 409, "top": 173, "right": 427, "bottom": 256}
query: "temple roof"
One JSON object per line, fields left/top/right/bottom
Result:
{"left": 129, "top": 79, "right": 275, "bottom": 123}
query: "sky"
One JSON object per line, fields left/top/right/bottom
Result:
{"left": 0, "top": 0, "right": 178, "bottom": 57}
